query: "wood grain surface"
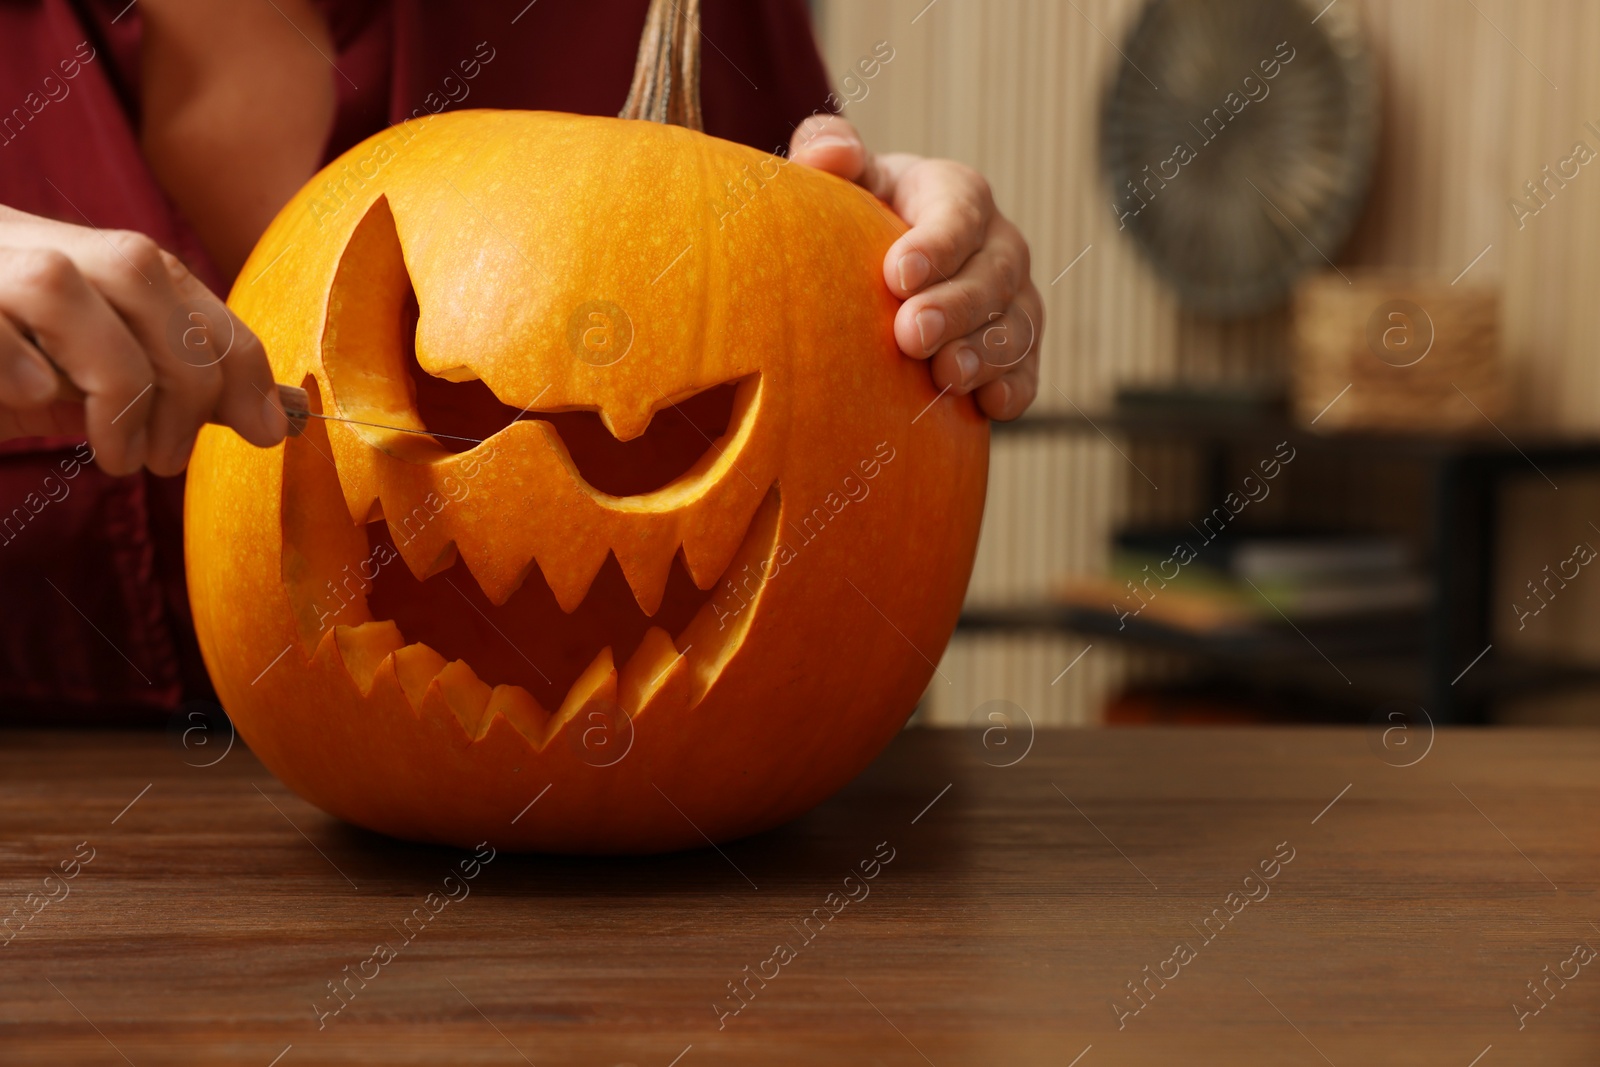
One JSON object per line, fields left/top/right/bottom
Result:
{"left": 1, "top": 725, "right": 1596, "bottom": 1065}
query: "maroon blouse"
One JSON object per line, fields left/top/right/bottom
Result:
{"left": 0, "top": 0, "right": 834, "bottom": 722}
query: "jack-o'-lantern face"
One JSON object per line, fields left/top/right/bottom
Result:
{"left": 285, "top": 189, "right": 781, "bottom": 730}
{"left": 187, "top": 111, "right": 988, "bottom": 853}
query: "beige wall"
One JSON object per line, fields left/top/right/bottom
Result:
{"left": 815, "top": 0, "right": 1600, "bottom": 725}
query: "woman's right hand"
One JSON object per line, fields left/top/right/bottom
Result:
{"left": 0, "top": 205, "right": 287, "bottom": 476}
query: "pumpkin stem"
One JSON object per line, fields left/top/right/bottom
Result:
{"left": 619, "top": 0, "right": 703, "bottom": 131}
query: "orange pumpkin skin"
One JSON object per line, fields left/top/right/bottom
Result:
{"left": 186, "top": 110, "right": 988, "bottom": 853}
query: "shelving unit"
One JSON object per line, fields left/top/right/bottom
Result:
{"left": 962, "top": 406, "right": 1600, "bottom": 724}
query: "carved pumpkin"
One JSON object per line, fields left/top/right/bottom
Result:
{"left": 184, "top": 5, "right": 987, "bottom": 853}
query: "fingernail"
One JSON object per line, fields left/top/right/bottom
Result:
{"left": 13, "top": 356, "right": 57, "bottom": 402}
{"left": 262, "top": 392, "right": 288, "bottom": 439}
{"left": 915, "top": 308, "right": 945, "bottom": 354}
{"left": 992, "top": 379, "right": 1013, "bottom": 417}
{"left": 955, "top": 346, "right": 980, "bottom": 389}
{"left": 805, "top": 134, "right": 854, "bottom": 151}
{"left": 126, "top": 428, "right": 147, "bottom": 471}
{"left": 897, "top": 251, "right": 930, "bottom": 292}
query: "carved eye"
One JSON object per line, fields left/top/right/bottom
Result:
{"left": 401, "top": 289, "right": 747, "bottom": 495}
{"left": 321, "top": 194, "right": 757, "bottom": 497}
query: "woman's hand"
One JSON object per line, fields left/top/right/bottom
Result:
{"left": 0, "top": 205, "right": 287, "bottom": 476}
{"left": 789, "top": 115, "right": 1041, "bottom": 421}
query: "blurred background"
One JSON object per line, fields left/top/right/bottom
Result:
{"left": 813, "top": 0, "right": 1600, "bottom": 728}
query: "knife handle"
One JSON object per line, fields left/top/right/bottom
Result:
{"left": 275, "top": 385, "right": 310, "bottom": 437}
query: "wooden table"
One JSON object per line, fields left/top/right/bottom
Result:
{"left": 2, "top": 725, "right": 1597, "bottom": 1065}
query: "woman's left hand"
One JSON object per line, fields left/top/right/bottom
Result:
{"left": 789, "top": 115, "right": 1041, "bottom": 421}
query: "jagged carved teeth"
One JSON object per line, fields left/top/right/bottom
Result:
{"left": 325, "top": 482, "right": 782, "bottom": 749}
{"left": 378, "top": 464, "right": 763, "bottom": 620}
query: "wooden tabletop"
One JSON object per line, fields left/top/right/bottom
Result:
{"left": 2, "top": 724, "right": 1597, "bottom": 1065}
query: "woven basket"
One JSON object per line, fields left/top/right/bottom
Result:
{"left": 1291, "top": 272, "right": 1504, "bottom": 433}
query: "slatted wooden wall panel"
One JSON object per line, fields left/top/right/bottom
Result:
{"left": 816, "top": 0, "right": 1600, "bottom": 725}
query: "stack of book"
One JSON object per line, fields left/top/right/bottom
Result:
{"left": 1060, "top": 530, "right": 1430, "bottom": 635}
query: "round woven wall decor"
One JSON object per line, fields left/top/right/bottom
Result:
{"left": 1101, "top": 0, "right": 1379, "bottom": 317}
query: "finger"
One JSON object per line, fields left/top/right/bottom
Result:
{"left": 212, "top": 319, "right": 287, "bottom": 448}
{"left": 63, "top": 231, "right": 225, "bottom": 474}
{"left": 0, "top": 247, "right": 154, "bottom": 475}
{"left": 788, "top": 113, "right": 868, "bottom": 180}
{"left": 928, "top": 293, "right": 1041, "bottom": 395}
{"left": 895, "top": 222, "right": 1030, "bottom": 358}
{"left": 0, "top": 316, "right": 88, "bottom": 443}
{"left": 164, "top": 258, "right": 285, "bottom": 447}
{"left": 882, "top": 159, "right": 996, "bottom": 301}
{"left": 974, "top": 362, "right": 1038, "bottom": 422}
{"left": 0, "top": 313, "right": 68, "bottom": 411}
{"left": 149, "top": 319, "right": 224, "bottom": 475}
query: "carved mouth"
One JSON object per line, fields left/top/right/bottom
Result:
{"left": 282, "top": 391, "right": 781, "bottom": 745}
{"left": 360, "top": 369, "right": 770, "bottom": 717}
{"left": 350, "top": 482, "right": 779, "bottom": 746}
